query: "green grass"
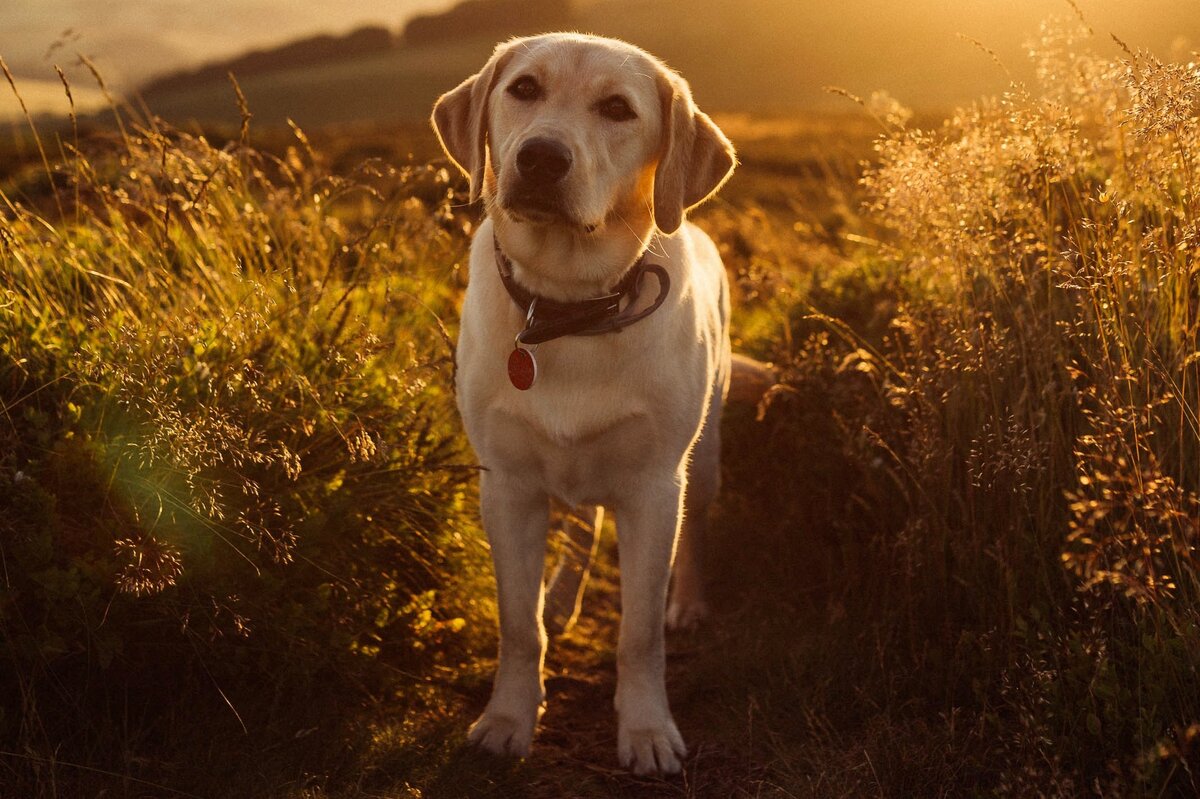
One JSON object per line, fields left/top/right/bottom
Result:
{"left": 0, "top": 92, "right": 490, "bottom": 796}
{"left": 3, "top": 20, "right": 1200, "bottom": 798}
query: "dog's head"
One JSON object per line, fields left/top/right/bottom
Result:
{"left": 432, "top": 33, "right": 735, "bottom": 238}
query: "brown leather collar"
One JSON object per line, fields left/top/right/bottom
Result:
{"left": 494, "top": 236, "right": 670, "bottom": 347}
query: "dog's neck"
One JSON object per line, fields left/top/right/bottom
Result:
{"left": 490, "top": 216, "right": 657, "bottom": 303}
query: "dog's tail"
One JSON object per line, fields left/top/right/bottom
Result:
{"left": 727, "top": 353, "right": 776, "bottom": 406}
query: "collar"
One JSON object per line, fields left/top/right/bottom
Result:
{"left": 494, "top": 235, "right": 670, "bottom": 347}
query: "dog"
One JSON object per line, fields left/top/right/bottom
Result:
{"left": 432, "top": 32, "right": 736, "bottom": 776}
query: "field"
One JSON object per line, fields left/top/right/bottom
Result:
{"left": 3, "top": 23, "right": 1200, "bottom": 798}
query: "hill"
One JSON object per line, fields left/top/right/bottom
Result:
{"left": 135, "top": 0, "right": 576, "bottom": 130}
{"left": 140, "top": 26, "right": 396, "bottom": 96}
{"left": 403, "top": 0, "right": 573, "bottom": 45}
{"left": 129, "top": 0, "right": 1200, "bottom": 129}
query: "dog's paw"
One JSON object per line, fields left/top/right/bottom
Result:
{"left": 618, "top": 721, "right": 687, "bottom": 776}
{"left": 467, "top": 709, "right": 538, "bottom": 757}
{"left": 665, "top": 596, "right": 709, "bottom": 631}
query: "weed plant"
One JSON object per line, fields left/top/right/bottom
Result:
{"left": 0, "top": 71, "right": 484, "bottom": 794}
{"left": 713, "top": 21, "right": 1200, "bottom": 795}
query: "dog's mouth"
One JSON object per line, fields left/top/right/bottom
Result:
{"left": 502, "top": 189, "right": 572, "bottom": 222}
{"left": 501, "top": 185, "right": 603, "bottom": 232}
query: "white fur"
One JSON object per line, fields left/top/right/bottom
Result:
{"left": 432, "top": 32, "right": 735, "bottom": 776}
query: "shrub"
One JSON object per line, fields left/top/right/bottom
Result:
{"left": 0, "top": 99, "right": 479, "bottom": 791}
{"left": 723, "top": 20, "right": 1200, "bottom": 794}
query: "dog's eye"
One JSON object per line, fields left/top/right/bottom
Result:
{"left": 597, "top": 95, "right": 636, "bottom": 121}
{"left": 507, "top": 76, "right": 542, "bottom": 101}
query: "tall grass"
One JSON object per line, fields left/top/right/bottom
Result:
{"left": 712, "top": 20, "right": 1200, "bottom": 795}
{"left": 0, "top": 79, "right": 482, "bottom": 795}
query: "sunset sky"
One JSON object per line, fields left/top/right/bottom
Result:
{"left": 2, "top": 1, "right": 1198, "bottom": 122}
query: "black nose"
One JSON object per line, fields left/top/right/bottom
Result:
{"left": 516, "top": 138, "right": 572, "bottom": 184}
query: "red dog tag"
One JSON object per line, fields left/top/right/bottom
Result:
{"left": 508, "top": 347, "right": 537, "bottom": 390}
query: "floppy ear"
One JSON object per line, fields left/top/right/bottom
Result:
{"left": 652, "top": 74, "right": 736, "bottom": 235}
{"left": 431, "top": 42, "right": 517, "bottom": 202}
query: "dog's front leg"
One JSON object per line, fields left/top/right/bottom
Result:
{"left": 468, "top": 470, "right": 549, "bottom": 757}
{"left": 613, "top": 473, "right": 688, "bottom": 775}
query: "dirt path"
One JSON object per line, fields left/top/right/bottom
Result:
{"left": 444, "top": 536, "right": 781, "bottom": 799}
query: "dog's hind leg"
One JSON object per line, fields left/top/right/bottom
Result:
{"left": 667, "top": 374, "right": 724, "bottom": 631}
{"left": 667, "top": 426, "right": 717, "bottom": 630}
{"left": 544, "top": 502, "right": 603, "bottom": 636}
{"left": 668, "top": 503, "right": 711, "bottom": 631}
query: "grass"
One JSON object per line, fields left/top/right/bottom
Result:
{"left": 2, "top": 18, "right": 1200, "bottom": 798}
{"left": 0, "top": 73, "right": 488, "bottom": 796}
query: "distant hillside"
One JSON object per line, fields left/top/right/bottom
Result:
{"left": 402, "top": 0, "right": 573, "bottom": 45}
{"left": 141, "top": 26, "right": 396, "bottom": 96}
{"left": 130, "top": 0, "right": 1200, "bottom": 130}
{"left": 138, "top": 0, "right": 574, "bottom": 101}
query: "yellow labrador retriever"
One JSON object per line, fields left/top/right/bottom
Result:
{"left": 432, "top": 32, "right": 735, "bottom": 775}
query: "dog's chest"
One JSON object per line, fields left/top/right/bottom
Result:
{"left": 486, "top": 403, "right": 665, "bottom": 506}
{"left": 478, "top": 333, "right": 667, "bottom": 445}
{"left": 459, "top": 331, "right": 699, "bottom": 504}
